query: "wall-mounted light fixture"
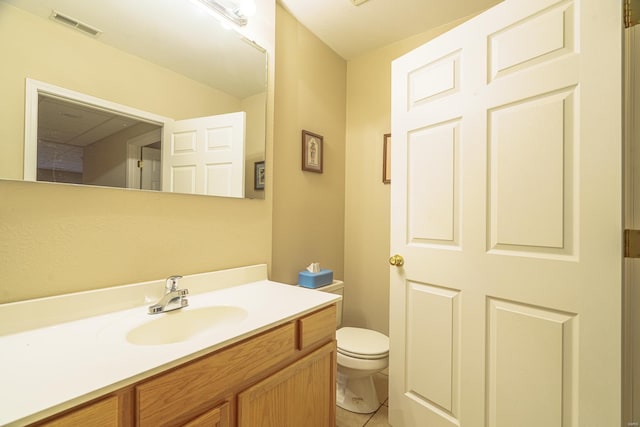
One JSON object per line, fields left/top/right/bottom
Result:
{"left": 196, "top": 0, "right": 256, "bottom": 27}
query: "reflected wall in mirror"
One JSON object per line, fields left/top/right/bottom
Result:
{"left": 0, "top": 0, "right": 267, "bottom": 199}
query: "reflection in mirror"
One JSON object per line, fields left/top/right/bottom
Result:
{"left": 36, "top": 95, "right": 162, "bottom": 190}
{"left": 27, "top": 80, "right": 247, "bottom": 198}
{"left": 1, "top": 0, "right": 267, "bottom": 199}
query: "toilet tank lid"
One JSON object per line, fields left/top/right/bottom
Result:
{"left": 336, "top": 327, "right": 389, "bottom": 356}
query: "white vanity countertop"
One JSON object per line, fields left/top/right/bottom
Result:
{"left": 0, "top": 270, "right": 340, "bottom": 426}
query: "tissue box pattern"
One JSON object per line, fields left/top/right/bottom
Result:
{"left": 298, "top": 269, "right": 334, "bottom": 288}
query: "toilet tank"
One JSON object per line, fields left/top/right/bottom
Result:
{"left": 315, "top": 280, "right": 343, "bottom": 327}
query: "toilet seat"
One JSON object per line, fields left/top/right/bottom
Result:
{"left": 337, "top": 327, "right": 389, "bottom": 360}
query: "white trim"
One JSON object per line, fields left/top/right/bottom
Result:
{"left": 625, "top": 25, "right": 640, "bottom": 427}
{"left": 23, "top": 78, "right": 172, "bottom": 181}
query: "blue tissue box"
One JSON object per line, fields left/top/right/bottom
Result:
{"left": 298, "top": 269, "right": 334, "bottom": 288}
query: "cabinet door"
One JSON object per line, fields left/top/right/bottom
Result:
{"left": 35, "top": 389, "right": 133, "bottom": 427}
{"left": 183, "top": 402, "right": 229, "bottom": 427}
{"left": 237, "top": 341, "right": 336, "bottom": 427}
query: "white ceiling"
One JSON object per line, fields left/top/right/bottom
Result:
{"left": 277, "top": 0, "right": 502, "bottom": 60}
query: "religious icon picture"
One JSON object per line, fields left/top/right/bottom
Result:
{"left": 302, "top": 130, "right": 323, "bottom": 173}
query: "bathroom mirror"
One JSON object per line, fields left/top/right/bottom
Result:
{"left": 0, "top": 0, "right": 267, "bottom": 199}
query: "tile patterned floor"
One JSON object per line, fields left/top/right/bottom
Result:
{"left": 336, "top": 372, "right": 390, "bottom": 427}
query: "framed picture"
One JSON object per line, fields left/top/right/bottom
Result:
{"left": 254, "top": 160, "right": 265, "bottom": 190}
{"left": 383, "top": 133, "right": 391, "bottom": 184}
{"left": 302, "top": 130, "right": 323, "bottom": 173}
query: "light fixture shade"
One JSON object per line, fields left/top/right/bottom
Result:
{"left": 197, "top": 0, "right": 248, "bottom": 26}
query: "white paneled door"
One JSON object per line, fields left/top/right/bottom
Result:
{"left": 163, "top": 112, "right": 246, "bottom": 198}
{"left": 389, "top": 0, "right": 622, "bottom": 426}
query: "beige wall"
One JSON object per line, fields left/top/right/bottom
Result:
{"left": 271, "top": 5, "right": 347, "bottom": 285}
{"left": 83, "top": 123, "right": 158, "bottom": 187}
{"left": 343, "top": 18, "right": 474, "bottom": 334}
{"left": 243, "top": 92, "right": 267, "bottom": 199}
{"left": 0, "top": 0, "right": 275, "bottom": 304}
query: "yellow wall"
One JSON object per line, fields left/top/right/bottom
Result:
{"left": 243, "top": 92, "right": 267, "bottom": 199}
{"left": 0, "top": 1, "right": 275, "bottom": 303}
{"left": 83, "top": 123, "right": 158, "bottom": 187}
{"left": 343, "top": 17, "right": 474, "bottom": 334}
{"left": 0, "top": 181, "right": 270, "bottom": 302}
{"left": 271, "top": 5, "right": 347, "bottom": 285}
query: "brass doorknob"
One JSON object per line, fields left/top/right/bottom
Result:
{"left": 389, "top": 254, "right": 404, "bottom": 267}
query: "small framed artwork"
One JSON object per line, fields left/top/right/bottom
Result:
{"left": 254, "top": 160, "right": 265, "bottom": 190}
{"left": 383, "top": 133, "right": 391, "bottom": 184}
{"left": 302, "top": 130, "right": 323, "bottom": 173}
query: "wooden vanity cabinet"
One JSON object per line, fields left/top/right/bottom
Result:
{"left": 136, "top": 321, "right": 299, "bottom": 426}
{"left": 31, "top": 305, "right": 336, "bottom": 427}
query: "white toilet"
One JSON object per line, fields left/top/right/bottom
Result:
{"left": 316, "top": 281, "right": 389, "bottom": 414}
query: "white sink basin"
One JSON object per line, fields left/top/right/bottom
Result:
{"left": 124, "top": 306, "right": 248, "bottom": 346}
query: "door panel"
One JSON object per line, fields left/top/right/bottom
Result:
{"left": 487, "top": 298, "right": 576, "bottom": 427}
{"left": 390, "top": 0, "right": 622, "bottom": 426}
{"left": 408, "top": 122, "right": 459, "bottom": 244}
{"left": 406, "top": 282, "right": 459, "bottom": 414}
{"left": 488, "top": 88, "right": 574, "bottom": 255}
{"left": 163, "top": 112, "right": 245, "bottom": 197}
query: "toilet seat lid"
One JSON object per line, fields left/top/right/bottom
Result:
{"left": 336, "top": 327, "right": 389, "bottom": 357}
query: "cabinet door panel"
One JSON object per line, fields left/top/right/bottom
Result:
{"left": 297, "top": 305, "right": 336, "bottom": 351}
{"left": 237, "top": 341, "right": 337, "bottom": 427}
{"left": 183, "top": 401, "right": 229, "bottom": 427}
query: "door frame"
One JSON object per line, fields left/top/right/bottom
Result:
{"left": 23, "top": 78, "right": 170, "bottom": 181}
{"left": 624, "top": 24, "right": 640, "bottom": 427}
{"left": 126, "top": 129, "right": 162, "bottom": 190}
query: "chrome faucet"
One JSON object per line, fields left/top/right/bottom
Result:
{"left": 148, "top": 275, "right": 189, "bottom": 314}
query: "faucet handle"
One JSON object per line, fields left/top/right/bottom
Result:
{"left": 165, "top": 275, "right": 183, "bottom": 292}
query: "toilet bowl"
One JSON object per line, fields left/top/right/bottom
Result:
{"left": 305, "top": 281, "right": 390, "bottom": 414}
{"left": 336, "top": 326, "right": 389, "bottom": 414}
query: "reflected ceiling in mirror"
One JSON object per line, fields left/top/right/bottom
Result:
{"left": 1, "top": 0, "right": 267, "bottom": 199}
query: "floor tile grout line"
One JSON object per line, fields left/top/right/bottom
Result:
{"left": 361, "top": 408, "right": 378, "bottom": 427}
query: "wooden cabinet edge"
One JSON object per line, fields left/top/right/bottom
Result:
{"left": 31, "top": 388, "right": 134, "bottom": 427}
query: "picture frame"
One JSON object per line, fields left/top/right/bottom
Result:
{"left": 383, "top": 133, "right": 391, "bottom": 184}
{"left": 302, "top": 130, "right": 323, "bottom": 173}
{"left": 254, "top": 160, "right": 265, "bottom": 190}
